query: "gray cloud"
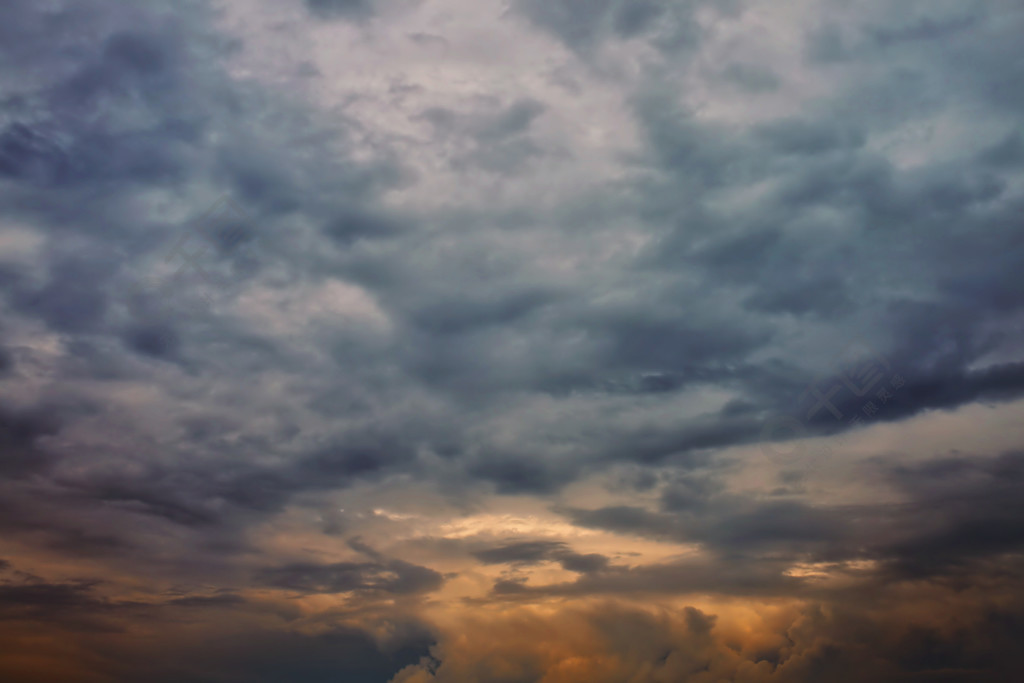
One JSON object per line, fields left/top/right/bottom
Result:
{"left": 258, "top": 558, "right": 444, "bottom": 596}
{"left": 514, "top": 0, "right": 704, "bottom": 53}
{"left": 551, "top": 450, "right": 1024, "bottom": 593}
{"left": 2, "top": 0, "right": 1024, "bottom": 679}
{"left": 473, "top": 540, "right": 610, "bottom": 574}
{"left": 0, "top": 403, "right": 60, "bottom": 477}
{"left": 304, "top": 0, "right": 376, "bottom": 21}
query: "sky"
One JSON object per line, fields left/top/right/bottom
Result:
{"left": 1, "top": 0, "right": 1023, "bottom": 681}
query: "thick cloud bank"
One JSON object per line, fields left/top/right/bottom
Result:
{"left": 1, "top": 0, "right": 1023, "bottom": 680}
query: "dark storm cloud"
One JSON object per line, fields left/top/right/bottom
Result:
{"left": 473, "top": 540, "right": 568, "bottom": 565}
{"left": 549, "top": 450, "right": 1024, "bottom": 595}
{"left": 42, "top": 428, "right": 421, "bottom": 536}
{"left": 153, "top": 626, "right": 433, "bottom": 683}
{"left": 62, "top": 465, "right": 226, "bottom": 527}
{"left": 0, "top": 0, "right": 427, "bottom": 554}
{"left": 123, "top": 321, "right": 181, "bottom": 359}
{"left": 607, "top": 13, "right": 1024, "bottom": 455}
{"left": 872, "top": 450, "right": 1024, "bottom": 578}
{"left": 258, "top": 557, "right": 444, "bottom": 596}
{"left": 0, "top": 402, "right": 61, "bottom": 477}
{"left": 0, "top": 0, "right": 405, "bottom": 356}
{"left": 0, "top": 13, "right": 214, "bottom": 192}
{"left": 0, "top": 485, "right": 138, "bottom": 560}
{"left": 556, "top": 498, "right": 827, "bottom": 559}
{"left": 853, "top": 361, "right": 1024, "bottom": 426}
{"left": 488, "top": 554, "right": 800, "bottom": 599}
{"left": 0, "top": 2, "right": 229, "bottom": 326}
{"left": 467, "top": 453, "right": 576, "bottom": 494}
{"left": 0, "top": 580, "right": 434, "bottom": 683}
{"left": 255, "top": 537, "right": 445, "bottom": 597}
{"left": 0, "top": 0, "right": 1019, "bottom": 532}
{"left": 2, "top": 0, "right": 1024, "bottom": 678}
{"left": 5, "top": 237, "right": 124, "bottom": 338}
{"left": 587, "top": 412, "right": 767, "bottom": 466}
{"left": 0, "top": 572, "right": 148, "bottom": 629}
{"left": 473, "top": 540, "right": 610, "bottom": 573}
{"left": 0, "top": 580, "right": 110, "bottom": 619}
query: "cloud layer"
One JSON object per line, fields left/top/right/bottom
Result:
{"left": 1, "top": 0, "right": 1023, "bottom": 680}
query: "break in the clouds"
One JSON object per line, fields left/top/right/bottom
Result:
{"left": 1, "top": 0, "right": 1023, "bottom": 680}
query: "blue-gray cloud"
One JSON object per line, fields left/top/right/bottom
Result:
{"left": 2, "top": 0, "right": 1024, "bottom": 680}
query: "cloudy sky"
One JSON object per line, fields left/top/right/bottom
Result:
{"left": 1, "top": 0, "right": 1023, "bottom": 681}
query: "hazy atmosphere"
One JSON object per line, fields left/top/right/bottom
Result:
{"left": 1, "top": 0, "right": 1023, "bottom": 681}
